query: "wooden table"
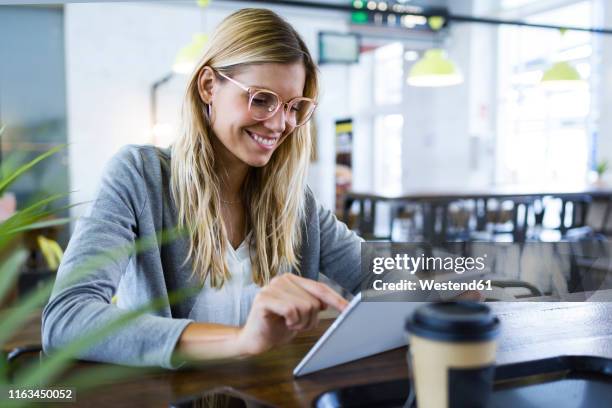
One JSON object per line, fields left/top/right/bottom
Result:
{"left": 5, "top": 302, "right": 612, "bottom": 407}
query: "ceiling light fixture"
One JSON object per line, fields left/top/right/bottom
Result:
{"left": 407, "top": 16, "right": 463, "bottom": 87}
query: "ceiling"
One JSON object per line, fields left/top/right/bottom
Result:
{"left": 0, "top": 0, "right": 448, "bottom": 7}
{"left": 291, "top": 0, "right": 448, "bottom": 7}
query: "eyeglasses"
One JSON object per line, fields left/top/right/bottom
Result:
{"left": 216, "top": 71, "right": 317, "bottom": 128}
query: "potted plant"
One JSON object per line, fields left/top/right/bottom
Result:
{"left": 595, "top": 160, "right": 609, "bottom": 185}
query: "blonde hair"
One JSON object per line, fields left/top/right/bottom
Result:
{"left": 171, "top": 8, "right": 318, "bottom": 288}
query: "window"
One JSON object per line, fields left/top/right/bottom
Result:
{"left": 372, "top": 42, "right": 404, "bottom": 194}
{"left": 496, "top": 0, "right": 595, "bottom": 186}
{"left": 374, "top": 42, "right": 403, "bottom": 106}
{"left": 348, "top": 41, "right": 405, "bottom": 236}
{"left": 374, "top": 114, "right": 403, "bottom": 194}
{"left": 0, "top": 6, "right": 69, "bottom": 244}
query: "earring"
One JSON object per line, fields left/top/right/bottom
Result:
{"left": 207, "top": 103, "right": 212, "bottom": 118}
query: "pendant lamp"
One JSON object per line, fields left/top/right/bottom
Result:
{"left": 172, "top": 33, "right": 208, "bottom": 75}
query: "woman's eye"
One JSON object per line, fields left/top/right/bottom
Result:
{"left": 252, "top": 98, "right": 267, "bottom": 105}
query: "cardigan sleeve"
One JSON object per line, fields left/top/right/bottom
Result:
{"left": 42, "top": 145, "right": 193, "bottom": 369}
{"left": 305, "top": 189, "right": 365, "bottom": 294}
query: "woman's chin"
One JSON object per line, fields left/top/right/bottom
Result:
{"left": 243, "top": 153, "right": 273, "bottom": 168}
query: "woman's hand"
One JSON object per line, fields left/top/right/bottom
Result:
{"left": 236, "top": 274, "right": 348, "bottom": 356}
{"left": 173, "top": 274, "right": 348, "bottom": 364}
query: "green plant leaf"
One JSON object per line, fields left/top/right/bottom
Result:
{"left": 0, "top": 227, "right": 187, "bottom": 370}
{"left": 0, "top": 239, "right": 133, "bottom": 349}
{"left": 0, "top": 144, "right": 66, "bottom": 196}
{"left": 0, "top": 196, "right": 82, "bottom": 250}
{"left": 0, "top": 140, "right": 191, "bottom": 392}
{"left": 5, "top": 217, "right": 73, "bottom": 235}
{"left": 14, "top": 284, "right": 199, "bottom": 387}
{"left": 0, "top": 193, "right": 68, "bottom": 234}
{"left": 5, "top": 361, "right": 158, "bottom": 408}
{"left": 0, "top": 284, "right": 54, "bottom": 351}
{"left": 596, "top": 160, "right": 609, "bottom": 176}
{"left": 0, "top": 151, "right": 29, "bottom": 180}
{"left": 4, "top": 365, "right": 152, "bottom": 405}
{"left": 0, "top": 249, "right": 28, "bottom": 307}
{"left": 6, "top": 199, "right": 85, "bottom": 234}
{"left": 58, "top": 364, "right": 157, "bottom": 395}
{"left": 0, "top": 350, "right": 8, "bottom": 386}
{"left": 7, "top": 192, "right": 69, "bottom": 217}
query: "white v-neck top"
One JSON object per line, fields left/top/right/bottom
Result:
{"left": 187, "top": 234, "right": 262, "bottom": 326}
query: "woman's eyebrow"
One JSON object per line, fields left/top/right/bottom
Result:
{"left": 247, "top": 85, "right": 304, "bottom": 102}
{"left": 246, "top": 82, "right": 302, "bottom": 99}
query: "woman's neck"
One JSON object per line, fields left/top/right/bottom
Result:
{"left": 218, "top": 163, "right": 249, "bottom": 202}
{"left": 211, "top": 136, "right": 251, "bottom": 202}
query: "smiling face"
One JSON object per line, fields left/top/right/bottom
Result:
{"left": 198, "top": 62, "right": 307, "bottom": 169}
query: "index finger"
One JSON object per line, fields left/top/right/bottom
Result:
{"left": 288, "top": 275, "right": 349, "bottom": 312}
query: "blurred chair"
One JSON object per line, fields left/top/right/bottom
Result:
{"left": 5, "top": 343, "right": 43, "bottom": 381}
{"left": 344, "top": 196, "right": 392, "bottom": 241}
{"left": 446, "top": 201, "right": 473, "bottom": 241}
{"left": 485, "top": 280, "right": 543, "bottom": 301}
{"left": 7, "top": 344, "right": 42, "bottom": 363}
{"left": 585, "top": 196, "right": 612, "bottom": 236}
{"left": 533, "top": 195, "right": 594, "bottom": 241}
{"left": 390, "top": 204, "right": 419, "bottom": 242}
{"left": 559, "top": 195, "right": 591, "bottom": 236}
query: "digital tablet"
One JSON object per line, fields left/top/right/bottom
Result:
{"left": 293, "top": 292, "right": 425, "bottom": 377}
{"left": 293, "top": 267, "right": 489, "bottom": 377}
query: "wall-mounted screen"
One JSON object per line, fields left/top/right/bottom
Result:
{"left": 318, "top": 32, "right": 360, "bottom": 64}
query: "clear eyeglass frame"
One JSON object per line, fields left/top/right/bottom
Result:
{"left": 216, "top": 71, "right": 317, "bottom": 127}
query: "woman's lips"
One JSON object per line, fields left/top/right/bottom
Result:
{"left": 246, "top": 130, "right": 279, "bottom": 151}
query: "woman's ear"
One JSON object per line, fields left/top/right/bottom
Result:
{"left": 197, "top": 66, "right": 216, "bottom": 104}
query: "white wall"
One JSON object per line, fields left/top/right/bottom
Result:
{"left": 401, "top": 0, "right": 497, "bottom": 191}
{"left": 65, "top": 1, "right": 350, "bottom": 219}
{"left": 65, "top": 1, "right": 200, "bottom": 218}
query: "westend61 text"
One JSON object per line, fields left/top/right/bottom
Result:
{"left": 372, "top": 279, "right": 493, "bottom": 292}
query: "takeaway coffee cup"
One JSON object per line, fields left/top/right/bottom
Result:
{"left": 405, "top": 302, "right": 500, "bottom": 408}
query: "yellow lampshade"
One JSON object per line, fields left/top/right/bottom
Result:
{"left": 172, "top": 33, "right": 208, "bottom": 75}
{"left": 407, "top": 49, "right": 463, "bottom": 87}
{"left": 541, "top": 61, "right": 585, "bottom": 89}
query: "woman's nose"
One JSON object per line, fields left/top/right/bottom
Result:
{"left": 262, "top": 105, "right": 287, "bottom": 134}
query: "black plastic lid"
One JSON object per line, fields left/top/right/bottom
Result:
{"left": 405, "top": 302, "right": 500, "bottom": 342}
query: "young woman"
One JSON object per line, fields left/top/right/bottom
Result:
{"left": 42, "top": 8, "right": 363, "bottom": 369}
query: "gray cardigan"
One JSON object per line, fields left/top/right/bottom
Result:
{"left": 42, "top": 145, "right": 363, "bottom": 369}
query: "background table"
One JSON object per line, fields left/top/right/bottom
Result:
{"left": 343, "top": 186, "right": 612, "bottom": 242}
